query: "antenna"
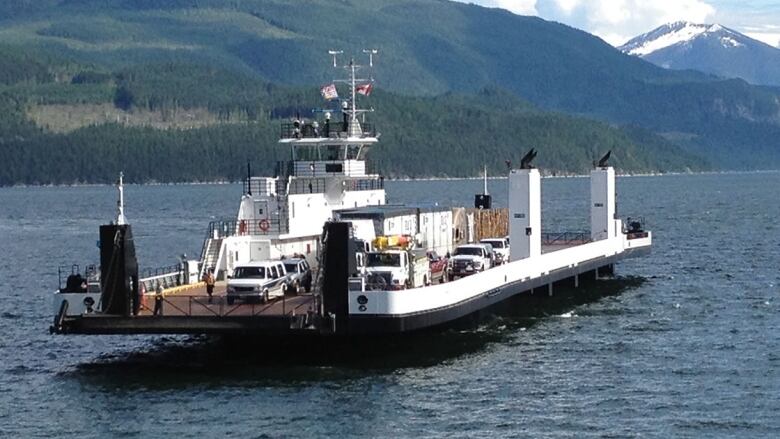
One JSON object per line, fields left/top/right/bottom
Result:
{"left": 246, "top": 160, "right": 252, "bottom": 195}
{"left": 327, "top": 49, "right": 378, "bottom": 138}
{"left": 328, "top": 50, "right": 343, "bottom": 68}
{"left": 362, "top": 48, "right": 378, "bottom": 67}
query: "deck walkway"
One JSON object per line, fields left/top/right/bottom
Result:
{"left": 140, "top": 281, "right": 316, "bottom": 318}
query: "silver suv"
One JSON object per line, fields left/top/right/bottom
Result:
{"left": 227, "top": 261, "right": 288, "bottom": 304}
{"left": 282, "top": 258, "right": 312, "bottom": 294}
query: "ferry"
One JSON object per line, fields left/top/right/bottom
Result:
{"left": 51, "top": 51, "right": 652, "bottom": 337}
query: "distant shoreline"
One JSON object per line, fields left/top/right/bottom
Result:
{"left": 3, "top": 169, "right": 779, "bottom": 189}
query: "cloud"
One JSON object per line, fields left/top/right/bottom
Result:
{"left": 738, "top": 24, "right": 780, "bottom": 48}
{"left": 458, "top": 0, "right": 780, "bottom": 48}
{"left": 744, "top": 32, "right": 780, "bottom": 47}
{"left": 458, "top": 0, "right": 718, "bottom": 46}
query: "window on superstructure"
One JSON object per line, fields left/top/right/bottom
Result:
{"left": 294, "top": 145, "right": 319, "bottom": 161}
{"left": 347, "top": 144, "right": 361, "bottom": 160}
{"left": 325, "top": 163, "right": 343, "bottom": 173}
{"left": 324, "top": 145, "right": 343, "bottom": 161}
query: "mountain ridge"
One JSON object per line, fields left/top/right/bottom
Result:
{"left": 619, "top": 21, "right": 780, "bottom": 87}
{"left": 0, "top": 1, "right": 779, "bottom": 172}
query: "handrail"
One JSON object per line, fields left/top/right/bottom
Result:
{"left": 204, "top": 217, "right": 291, "bottom": 237}
{"left": 541, "top": 231, "right": 592, "bottom": 246}
{"left": 139, "top": 264, "right": 184, "bottom": 292}
{"left": 280, "top": 121, "right": 376, "bottom": 139}
{"left": 150, "top": 294, "right": 309, "bottom": 318}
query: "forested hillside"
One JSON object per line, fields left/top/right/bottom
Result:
{"left": 1, "top": 0, "right": 778, "bottom": 184}
{"left": 0, "top": 50, "right": 706, "bottom": 185}
{"left": 0, "top": 0, "right": 778, "bottom": 168}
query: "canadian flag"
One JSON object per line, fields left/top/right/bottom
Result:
{"left": 320, "top": 83, "right": 338, "bottom": 100}
{"left": 356, "top": 82, "right": 373, "bottom": 96}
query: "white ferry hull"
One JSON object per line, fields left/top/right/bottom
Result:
{"left": 346, "top": 235, "right": 651, "bottom": 334}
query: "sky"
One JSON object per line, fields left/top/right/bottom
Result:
{"left": 459, "top": 0, "right": 780, "bottom": 47}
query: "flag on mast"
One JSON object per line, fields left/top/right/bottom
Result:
{"left": 320, "top": 83, "right": 338, "bottom": 100}
{"left": 356, "top": 82, "right": 373, "bottom": 96}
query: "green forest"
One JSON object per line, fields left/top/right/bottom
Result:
{"left": 1, "top": 0, "right": 779, "bottom": 185}
{"left": 0, "top": 52, "right": 708, "bottom": 185}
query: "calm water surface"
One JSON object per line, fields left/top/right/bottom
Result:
{"left": 1, "top": 172, "right": 778, "bottom": 437}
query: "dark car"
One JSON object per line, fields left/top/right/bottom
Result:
{"left": 283, "top": 258, "right": 313, "bottom": 294}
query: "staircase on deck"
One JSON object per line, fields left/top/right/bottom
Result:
{"left": 200, "top": 237, "right": 223, "bottom": 280}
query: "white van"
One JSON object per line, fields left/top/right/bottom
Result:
{"left": 226, "top": 261, "right": 288, "bottom": 304}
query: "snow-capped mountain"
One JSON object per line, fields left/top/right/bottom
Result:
{"left": 619, "top": 21, "right": 780, "bottom": 86}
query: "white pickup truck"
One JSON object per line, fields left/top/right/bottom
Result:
{"left": 447, "top": 244, "right": 493, "bottom": 280}
{"left": 480, "top": 237, "right": 510, "bottom": 265}
{"left": 364, "top": 249, "right": 430, "bottom": 290}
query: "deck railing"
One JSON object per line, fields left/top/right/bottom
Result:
{"left": 541, "top": 231, "right": 592, "bottom": 246}
{"left": 205, "top": 217, "right": 290, "bottom": 238}
{"left": 139, "top": 264, "right": 185, "bottom": 292}
{"left": 139, "top": 293, "right": 315, "bottom": 319}
{"left": 280, "top": 122, "right": 376, "bottom": 139}
{"left": 57, "top": 264, "right": 100, "bottom": 293}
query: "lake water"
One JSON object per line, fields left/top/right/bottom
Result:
{"left": 1, "top": 172, "right": 779, "bottom": 437}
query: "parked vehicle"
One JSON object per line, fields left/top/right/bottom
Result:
{"left": 365, "top": 236, "right": 431, "bottom": 290}
{"left": 447, "top": 244, "right": 493, "bottom": 280}
{"left": 480, "top": 237, "right": 510, "bottom": 265}
{"left": 427, "top": 250, "right": 448, "bottom": 283}
{"left": 283, "top": 258, "right": 312, "bottom": 294}
{"left": 226, "top": 261, "right": 288, "bottom": 304}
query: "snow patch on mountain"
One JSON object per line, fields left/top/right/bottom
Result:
{"left": 621, "top": 21, "right": 744, "bottom": 56}
{"left": 720, "top": 36, "right": 743, "bottom": 48}
{"left": 624, "top": 22, "right": 706, "bottom": 56}
{"left": 620, "top": 21, "right": 780, "bottom": 87}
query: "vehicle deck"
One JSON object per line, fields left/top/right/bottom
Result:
{"left": 53, "top": 240, "right": 646, "bottom": 335}
{"left": 138, "top": 281, "right": 316, "bottom": 318}
{"left": 143, "top": 244, "right": 578, "bottom": 317}
{"left": 136, "top": 242, "right": 579, "bottom": 320}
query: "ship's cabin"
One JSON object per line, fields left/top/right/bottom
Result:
{"left": 278, "top": 116, "right": 379, "bottom": 178}
{"left": 287, "top": 144, "right": 371, "bottom": 178}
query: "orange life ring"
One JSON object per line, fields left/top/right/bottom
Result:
{"left": 259, "top": 219, "right": 270, "bottom": 232}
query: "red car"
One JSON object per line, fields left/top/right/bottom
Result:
{"left": 427, "top": 251, "right": 448, "bottom": 283}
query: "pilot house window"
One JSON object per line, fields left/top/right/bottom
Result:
{"left": 325, "top": 163, "right": 343, "bottom": 173}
